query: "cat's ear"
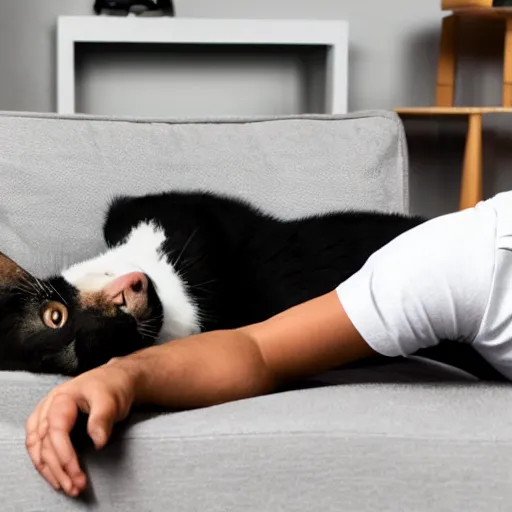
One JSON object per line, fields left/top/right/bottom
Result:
{"left": 0, "top": 251, "right": 32, "bottom": 288}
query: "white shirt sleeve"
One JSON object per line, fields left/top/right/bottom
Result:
{"left": 336, "top": 202, "right": 498, "bottom": 358}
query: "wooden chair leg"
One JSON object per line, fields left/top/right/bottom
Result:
{"left": 503, "top": 18, "right": 512, "bottom": 107}
{"left": 459, "top": 113, "right": 483, "bottom": 211}
{"left": 436, "top": 14, "right": 458, "bottom": 107}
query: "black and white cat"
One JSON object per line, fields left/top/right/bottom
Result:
{"left": 0, "top": 191, "right": 502, "bottom": 379}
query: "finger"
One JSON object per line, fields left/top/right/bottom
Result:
{"left": 48, "top": 426, "right": 86, "bottom": 490}
{"left": 26, "top": 426, "right": 60, "bottom": 491}
{"left": 87, "top": 393, "right": 118, "bottom": 449}
{"left": 25, "top": 399, "right": 43, "bottom": 438}
{"left": 38, "top": 391, "right": 61, "bottom": 436}
{"left": 38, "top": 462, "right": 61, "bottom": 491}
{"left": 46, "top": 437, "right": 85, "bottom": 497}
{"left": 25, "top": 394, "right": 53, "bottom": 469}
{"left": 26, "top": 427, "right": 45, "bottom": 472}
{"left": 46, "top": 394, "right": 87, "bottom": 488}
{"left": 41, "top": 436, "right": 74, "bottom": 495}
{"left": 36, "top": 392, "right": 63, "bottom": 468}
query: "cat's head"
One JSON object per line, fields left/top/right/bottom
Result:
{"left": 0, "top": 251, "right": 163, "bottom": 375}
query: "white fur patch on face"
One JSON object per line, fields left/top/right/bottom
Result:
{"left": 62, "top": 221, "right": 200, "bottom": 342}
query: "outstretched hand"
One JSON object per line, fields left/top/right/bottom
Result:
{"left": 25, "top": 361, "right": 137, "bottom": 497}
{"left": 24, "top": 290, "right": 374, "bottom": 498}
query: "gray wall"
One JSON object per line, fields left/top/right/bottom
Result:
{"left": 0, "top": 0, "right": 510, "bottom": 217}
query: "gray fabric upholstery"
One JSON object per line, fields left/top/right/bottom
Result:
{"left": 1, "top": 109, "right": 509, "bottom": 511}
{"left": 1, "top": 366, "right": 511, "bottom": 512}
{"left": 0, "top": 110, "right": 408, "bottom": 276}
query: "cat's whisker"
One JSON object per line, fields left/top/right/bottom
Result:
{"left": 32, "top": 277, "right": 45, "bottom": 293}
{"left": 178, "top": 252, "right": 207, "bottom": 273}
{"left": 137, "top": 318, "right": 159, "bottom": 329}
{"left": 138, "top": 322, "right": 155, "bottom": 330}
{"left": 143, "top": 312, "right": 164, "bottom": 321}
{"left": 189, "top": 286, "right": 215, "bottom": 296}
{"left": 12, "top": 283, "right": 38, "bottom": 296}
{"left": 46, "top": 281, "right": 68, "bottom": 306}
{"left": 197, "top": 310, "right": 218, "bottom": 324}
{"left": 137, "top": 320, "right": 158, "bottom": 329}
{"left": 42, "top": 281, "right": 53, "bottom": 295}
{"left": 142, "top": 336, "right": 158, "bottom": 342}
{"left": 34, "top": 277, "right": 50, "bottom": 298}
{"left": 137, "top": 324, "right": 158, "bottom": 336}
{"left": 43, "top": 285, "right": 53, "bottom": 299}
{"left": 138, "top": 316, "right": 164, "bottom": 332}
{"left": 188, "top": 279, "right": 217, "bottom": 290}
{"left": 138, "top": 331, "right": 157, "bottom": 339}
{"left": 139, "top": 323, "right": 156, "bottom": 331}
{"left": 172, "top": 228, "right": 199, "bottom": 269}
{"left": 140, "top": 315, "right": 163, "bottom": 326}
{"left": 136, "top": 327, "right": 158, "bottom": 340}
{"left": 141, "top": 329, "right": 159, "bottom": 337}
{"left": 19, "top": 276, "right": 42, "bottom": 296}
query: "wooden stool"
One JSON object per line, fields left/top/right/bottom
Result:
{"left": 438, "top": 1, "right": 512, "bottom": 106}
{"left": 395, "top": 107, "right": 512, "bottom": 211}
{"left": 396, "top": 3, "right": 512, "bottom": 211}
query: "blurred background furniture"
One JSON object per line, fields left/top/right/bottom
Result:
{"left": 395, "top": 107, "right": 510, "bottom": 211}
{"left": 439, "top": 0, "right": 512, "bottom": 107}
{"left": 397, "top": 1, "right": 512, "bottom": 211}
{"left": 57, "top": 16, "right": 349, "bottom": 115}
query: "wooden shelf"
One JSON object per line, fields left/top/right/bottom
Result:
{"left": 444, "top": 7, "right": 512, "bottom": 17}
{"left": 395, "top": 107, "right": 491, "bottom": 212}
{"left": 442, "top": 0, "right": 493, "bottom": 8}
{"left": 411, "top": 4, "right": 512, "bottom": 212}
{"left": 442, "top": 0, "right": 512, "bottom": 15}
{"left": 396, "top": 106, "right": 512, "bottom": 116}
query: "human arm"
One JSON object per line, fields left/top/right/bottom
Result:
{"left": 25, "top": 289, "right": 374, "bottom": 497}
{"left": 26, "top": 196, "right": 501, "bottom": 498}
{"left": 130, "top": 289, "right": 375, "bottom": 408}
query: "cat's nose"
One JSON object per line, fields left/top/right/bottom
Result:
{"left": 103, "top": 272, "right": 148, "bottom": 306}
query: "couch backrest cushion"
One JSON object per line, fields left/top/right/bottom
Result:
{"left": 0, "top": 110, "right": 408, "bottom": 275}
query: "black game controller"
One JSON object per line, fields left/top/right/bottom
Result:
{"left": 93, "top": 0, "right": 175, "bottom": 16}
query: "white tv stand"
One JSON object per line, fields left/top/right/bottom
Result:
{"left": 57, "top": 16, "right": 349, "bottom": 115}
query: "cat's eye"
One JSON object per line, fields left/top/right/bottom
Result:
{"left": 41, "top": 302, "right": 68, "bottom": 329}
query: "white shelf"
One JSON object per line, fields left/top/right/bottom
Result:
{"left": 57, "top": 16, "right": 349, "bottom": 115}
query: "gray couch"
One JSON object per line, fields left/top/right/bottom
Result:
{"left": 0, "top": 110, "right": 510, "bottom": 511}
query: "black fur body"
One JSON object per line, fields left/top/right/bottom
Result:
{"left": 105, "top": 191, "right": 425, "bottom": 330}
{"left": 0, "top": 190, "right": 503, "bottom": 380}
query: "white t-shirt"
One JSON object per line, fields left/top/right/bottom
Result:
{"left": 336, "top": 191, "right": 512, "bottom": 381}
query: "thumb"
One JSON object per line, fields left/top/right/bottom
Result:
{"left": 86, "top": 395, "right": 117, "bottom": 450}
